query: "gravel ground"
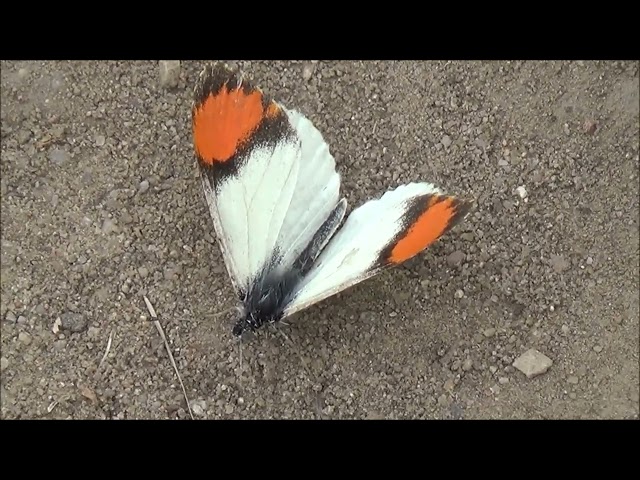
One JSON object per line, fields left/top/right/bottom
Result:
{"left": 1, "top": 60, "right": 638, "bottom": 419}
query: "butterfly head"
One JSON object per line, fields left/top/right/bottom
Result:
{"left": 232, "top": 310, "right": 263, "bottom": 337}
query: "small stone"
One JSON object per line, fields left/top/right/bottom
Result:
{"left": 101, "top": 219, "right": 118, "bottom": 235}
{"left": 48, "top": 148, "right": 70, "bottom": 166}
{"left": 17, "top": 316, "right": 27, "bottom": 325}
{"left": 94, "top": 135, "right": 106, "bottom": 147}
{"left": 159, "top": 60, "right": 181, "bottom": 89}
{"left": 569, "top": 392, "right": 577, "bottom": 400}
{"left": 1, "top": 357, "right": 9, "bottom": 371}
{"left": 550, "top": 254, "right": 570, "bottom": 273}
{"left": 88, "top": 326, "right": 100, "bottom": 339}
{"left": 490, "top": 384, "right": 501, "bottom": 395}
{"left": 60, "top": 312, "right": 87, "bottom": 333}
{"left": 489, "top": 366, "right": 498, "bottom": 374}
{"left": 79, "top": 385, "right": 98, "bottom": 404}
{"left": 498, "top": 377, "right": 509, "bottom": 385}
{"left": 583, "top": 119, "right": 597, "bottom": 135}
{"left": 191, "top": 400, "right": 206, "bottom": 417}
{"left": 483, "top": 327, "right": 496, "bottom": 338}
{"left": 515, "top": 186, "right": 527, "bottom": 199}
{"left": 225, "top": 403, "right": 234, "bottom": 415}
{"left": 455, "top": 289, "right": 464, "bottom": 299}
{"left": 6, "top": 312, "right": 16, "bottom": 323}
{"left": 586, "top": 256, "right": 593, "bottom": 265}
{"left": 444, "top": 379, "right": 455, "bottom": 392}
{"left": 192, "top": 404, "right": 204, "bottom": 416}
{"left": 498, "top": 159, "right": 509, "bottom": 167}
{"left": 561, "top": 324, "right": 570, "bottom": 335}
{"left": 18, "top": 332, "right": 32, "bottom": 345}
{"left": 447, "top": 251, "right": 465, "bottom": 267}
{"left": 17, "top": 68, "right": 29, "bottom": 79}
{"left": 138, "top": 180, "right": 150, "bottom": 193}
{"left": 513, "top": 348, "right": 553, "bottom": 378}
{"left": 567, "top": 375, "right": 579, "bottom": 385}
{"left": 462, "top": 359, "right": 473, "bottom": 371}
{"left": 441, "top": 135, "right": 452, "bottom": 148}
{"left": 16, "top": 129, "right": 31, "bottom": 144}
{"left": 563, "top": 123, "right": 570, "bottom": 135}
{"left": 302, "top": 62, "right": 316, "bottom": 81}
{"left": 593, "top": 345, "right": 603, "bottom": 353}
{"left": 138, "top": 267, "right": 149, "bottom": 278}
{"left": 437, "top": 394, "right": 449, "bottom": 407}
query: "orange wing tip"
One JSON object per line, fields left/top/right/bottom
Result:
{"left": 387, "top": 194, "right": 472, "bottom": 264}
{"left": 192, "top": 62, "right": 282, "bottom": 165}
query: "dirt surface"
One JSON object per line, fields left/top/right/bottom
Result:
{"left": 1, "top": 60, "right": 638, "bottom": 419}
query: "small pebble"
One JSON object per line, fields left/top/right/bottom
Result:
{"left": 550, "top": 255, "right": 570, "bottom": 273}
{"left": 444, "top": 379, "right": 455, "bottom": 392}
{"left": 138, "top": 180, "right": 150, "bottom": 193}
{"left": 159, "top": 60, "right": 181, "bottom": 89}
{"left": 17, "top": 316, "right": 27, "bottom": 325}
{"left": 483, "top": 327, "right": 496, "bottom": 338}
{"left": 583, "top": 119, "right": 597, "bottom": 135}
{"left": 567, "top": 375, "right": 579, "bottom": 385}
{"left": 593, "top": 345, "right": 603, "bottom": 353}
{"left": 561, "top": 324, "right": 570, "bottom": 335}
{"left": 569, "top": 392, "right": 577, "bottom": 400}
{"left": 441, "top": 135, "right": 452, "bottom": 148}
{"left": 437, "top": 394, "right": 449, "bottom": 407}
{"left": 1, "top": 357, "right": 9, "bottom": 371}
{"left": 95, "top": 135, "right": 106, "bottom": 147}
{"left": 455, "top": 289, "right": 464, "bottom": 299}
{"left": 48, "top": 148, "right": 70, "bottom": 166}
{"left": 302, "top": 63, "right": 316, "bottom": 81}
{"left": 101, "top": 219, "right": 118, "bottom": 235}
{"left": 462, "top": 359, "right": 473, "bottom": 371}
{"left": 515, "top": 186, "right": 527, "bottom": 199}
{"left": 60, "top": 312, "right": 87, "bottom": 333}
{"left": 489, "top": 366, "right": 498, "bottom": 374}
{"left": 498, "top": 377, "right": 509, "bottom": 385}
{"left": 513, "top": 348, "right": 553, "bottom": 378}
{"left": 447, "top": 251, "right": 465, "bottom": 267}
{"left": 18, "top": 332, "right": 32, "bottom": 345}
{"left": 6, "top": 312, "right": 16, "bottom": 323}
{"left": 191, "top": 402, "right": 205, "bottom": 417}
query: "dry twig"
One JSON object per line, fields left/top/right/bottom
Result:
{"left": 143, "top": 295, "right": 194, "bottom": 420}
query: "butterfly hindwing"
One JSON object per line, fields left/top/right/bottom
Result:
{"left": 282, "top": 182, "right": 472, "bottom": 317}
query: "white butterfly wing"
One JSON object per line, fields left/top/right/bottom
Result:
{"left": 192, "top": 63, "right": 344, "bottom": 299}
{"left": 282, "top": 182, "right": 472, "bottom": 317}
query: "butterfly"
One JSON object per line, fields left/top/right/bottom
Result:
{"left": 191, "top": 62, "right": 472, "bottom": 336}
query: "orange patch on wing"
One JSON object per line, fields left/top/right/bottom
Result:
{"left": 193, "top": 85, "right": 267, "bottom": 164}
{"left": 388, "top": 196, "right": 459, "bottom": 264}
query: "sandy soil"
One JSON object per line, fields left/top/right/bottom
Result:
{"left": 1, "top": 60, "right": 638, "bottom": 419}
